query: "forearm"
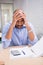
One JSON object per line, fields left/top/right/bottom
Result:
{"left": 28, "top": 31, "right": 35, "bottom": 41}
{"left": 25, "top": 22, "right": 35, "bottom": 41}
{"left": 5, "top": 23, "right": 15, "bottom": 40}
{"left": 2, "top": 39, "right": 11, "bottom": 48}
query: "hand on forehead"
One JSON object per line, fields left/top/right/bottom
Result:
{"left": 14, "top": 9, "right": 25, "bottom": 17}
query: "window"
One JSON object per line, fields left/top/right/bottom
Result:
{"left": 0, "top": 4, "right": 13, "bottom": 32}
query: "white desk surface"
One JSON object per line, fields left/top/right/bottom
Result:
{"left": 0, "top": 46, "right": 43, "bottom": 65}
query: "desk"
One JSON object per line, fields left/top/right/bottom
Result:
{"left": 0, "top": 46, "right": 43, "bottom": 65}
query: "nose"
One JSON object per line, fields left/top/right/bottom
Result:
{"left": 18, "top": 22, "right": 21, "bottom": 25}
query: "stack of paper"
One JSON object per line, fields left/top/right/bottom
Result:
{"left": 30, "top": 36, "right": 43, "bottom": 57}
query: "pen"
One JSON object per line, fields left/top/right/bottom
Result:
{"left": 31, "top": 49, "right": 36, "bottom": 55}
{"left": 22, "top": 50, "right": 25, "bottom": 55}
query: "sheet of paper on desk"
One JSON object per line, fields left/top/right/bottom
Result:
{"left": 30, "top": 37, "right": 43, "bottom": 57}
{"left": 9, "top": 46, "right": 35, "bottom": 59}
{"left": 9, "top": 37, "right": 43, "bottom": 59}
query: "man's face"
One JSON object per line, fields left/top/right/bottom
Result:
{"left": 14, "top": 10, "right": 25, "bottom": 29}
{"left": 15, "top": 18, "right": 25, "bottom": 28}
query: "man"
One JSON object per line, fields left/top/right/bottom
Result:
{"left": 2, "top": 9, "right": 38, "bottom": 48}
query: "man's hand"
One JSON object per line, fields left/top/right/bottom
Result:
{"left": 12, "top": 11, "right": 25, "bottom": 28}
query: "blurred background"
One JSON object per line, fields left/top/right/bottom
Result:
{"left": 0, "top": 0, "right": 43, "bottom": 46}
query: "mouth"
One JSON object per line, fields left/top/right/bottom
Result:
{"left": 15, "top": 25, "right": 23, "bottom": 28}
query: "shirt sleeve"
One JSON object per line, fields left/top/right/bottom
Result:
{"left": 27, "top": 22, "right": 38, "bottom": 45}
{"left": 2, "top": 23, "right": 11, "bottom": 48}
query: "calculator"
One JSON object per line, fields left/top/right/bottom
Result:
{"left": 11, "top": 50, "right": 21, "bottom": 56}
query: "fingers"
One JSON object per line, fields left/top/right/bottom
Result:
{"left": 13, "top": 10, "right": 26, "bottom": 22}
{"left": 13, "top": 14, "right": 23, "bottom": 21}
{"left": 16, "top": 14, "right": 23, "bottom": 20}
{"left": 14, "top": 10, "right": 22, "bottom": 16}
{"left": 14, "top": 10, "right": 25, "bottom": 18}
{"left": 16, "top": 14, "right": 25, "bottom": 20}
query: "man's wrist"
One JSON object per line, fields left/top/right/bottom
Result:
{"left": 11, "top": 22, "right": 16, "bottom": 28}
{"left": 10, "top": 23, "right": 14, "bottom": 30}
{"left": 28, "top": 29, "right": 32, "bottom": 33}
{"left": 25, "top": 21, "right": 32, "bottom": 31}
{"left": 26, "top": 24, "right": 31, "bottom": 31}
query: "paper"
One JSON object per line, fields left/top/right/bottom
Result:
{"left": 30, "top": 36, "right": 43, "bottom": 57}
{"left": 9, "top": 46, "right": 35, "bottom": 59}
{"left": 9, "top": 37, "right": 43, "bottom": 59}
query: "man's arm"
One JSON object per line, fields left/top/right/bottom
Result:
{"left": 25, "top": 21, "right": 35, "bottom": 41}
{"left": 5, "top": 11, "right": 23, "bottom": 40}
{"left": 5, "top": 23, "right": 15, "bottom": 39}
{"left": 18, "top": 11, "right": 38, "bottom": 45}
{"left": 2, "top": 23, "right": 12, "bottom": 48}
{"left": 21, "top": 12, "right": 35, "bottom": 41}
{"left": 5, "top": 12, "right": 17, "bottom": 40}
{"left": 25, "top": 21, "right": 38, "bottom": 45}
